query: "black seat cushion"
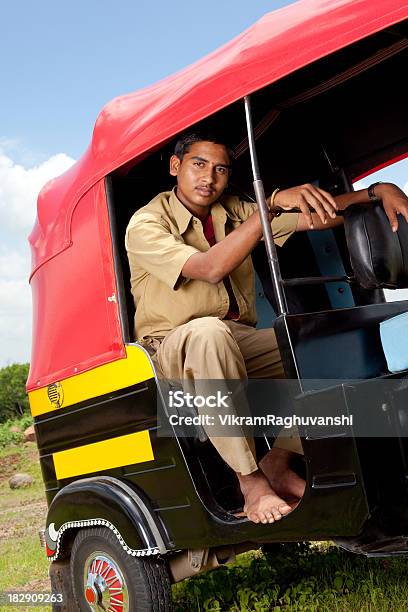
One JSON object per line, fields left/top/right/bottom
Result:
{"left": 343, "top": 202, "right": 408, "bottom": 289}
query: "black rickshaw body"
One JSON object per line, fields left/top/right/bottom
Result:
{"left": 27, "top": 0, "right": 408, "bottom": 606}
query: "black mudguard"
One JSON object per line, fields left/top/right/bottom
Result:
{"left": 44, "top": 475, "right": 169, "bottom": 560}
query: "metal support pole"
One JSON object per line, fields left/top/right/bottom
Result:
{"left": 244, "top": 95, "right": 287, "bottom": 316}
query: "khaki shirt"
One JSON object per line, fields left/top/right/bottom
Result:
{"left": 125, "top": 189, "right": 298, "bottom": 341}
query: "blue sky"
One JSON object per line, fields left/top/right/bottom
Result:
{"left": 0, "top": 0, "right": 407, "bottom": 366}
{"left": 0, "top": 0, "right": 291, "bottom": 162}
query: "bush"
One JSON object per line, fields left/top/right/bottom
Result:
{"left": 0, "top": 414, "right": 33, "bottom": 448}
{"left": 0, "top": 363, "right": 30, "bottom": 423}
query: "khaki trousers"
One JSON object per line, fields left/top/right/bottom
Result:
{"left": 151, "top": 317, "right": 302, "bottom": 475}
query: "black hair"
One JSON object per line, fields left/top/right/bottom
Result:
{"left": 174, "top": 130, "right": 234, "bottom": 162}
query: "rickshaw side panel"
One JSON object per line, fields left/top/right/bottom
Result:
{"left": 28, "top": 180, "right": 124, "bottom": 390}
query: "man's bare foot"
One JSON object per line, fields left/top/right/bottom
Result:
{"left": 237, "top": 470, "right": 292, "bottom": 524}
{"left": 259, "top": 447, "right": 306, "bottom": 501}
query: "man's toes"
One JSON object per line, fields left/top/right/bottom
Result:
{"left": 258, "top": 511, "right": 269, "bottom": 524}
{"left": 278, "top": 502, "right": 292, "bottom": 515}
{"left": 247, "top": 512, "right": 260, "bottom": 524}
{"left": 271, "top": 506, "right": 282, "bottom": 521}
{"left": 264, "top": 511, "right": 275, "bottom": 524}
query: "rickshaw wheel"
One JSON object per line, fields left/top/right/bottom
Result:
{"left": 70, "top": 527, "right": 172, "bottom": 611}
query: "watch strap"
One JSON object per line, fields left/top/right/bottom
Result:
{"left": 368, "top": 181, "right": 382, "bottom": 201}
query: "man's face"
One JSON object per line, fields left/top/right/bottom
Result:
{"left": 170, "top": 141, "right": 231, "bottom": 213}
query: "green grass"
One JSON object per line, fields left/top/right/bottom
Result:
{"left": 0, "top": 436, "right": 50, "bottom": 611}
{"left": 0, "top": 536, "right": 49, "bottom": 590}
{"left": 172, "top": 543, "right": 408, "bottom": 611}
{"left": 0, "top": 439, "right": 49, "bottom": 591}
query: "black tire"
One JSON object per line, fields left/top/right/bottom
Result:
{"left": 70, "top": 527, "right": 172, "bottom": 611}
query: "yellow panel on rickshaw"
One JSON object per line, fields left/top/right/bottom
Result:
{"left": 28, "top": 345, "right": 154, "bottom": 417}
{"left": 53, "top": 430, "right": 154, "bottom": 480}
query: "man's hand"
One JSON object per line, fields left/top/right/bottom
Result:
{"left": 273, "top": 184, "right": 338, "bottom": 229}
{"left": 375, "top": 183, "right": 408, "bottom": 232}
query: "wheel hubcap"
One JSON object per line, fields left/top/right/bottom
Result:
{"left": 83, "top": 552, "right": 129, "bottom": 611}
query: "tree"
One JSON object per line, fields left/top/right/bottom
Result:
{"left": 0, "top": 363, "right": 30, "bottom": 423}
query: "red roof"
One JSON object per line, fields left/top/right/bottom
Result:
{"left": 29, "top": 0, "right": 408, "bottom": 278}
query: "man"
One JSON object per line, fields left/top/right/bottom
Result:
{"left": 126, "top": 131, "right": 408, "bottom": 525}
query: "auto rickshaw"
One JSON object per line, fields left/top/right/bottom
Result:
{"left": 27, "top": 0, "right": 408, "bottom": 609}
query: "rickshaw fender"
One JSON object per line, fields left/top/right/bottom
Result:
{"left": 44, "top": 476, "right": 168, "bottom": 560}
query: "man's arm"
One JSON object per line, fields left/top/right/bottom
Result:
{"left": 183, "top": 181, "right": 408, "bottom": 284}
{"left": 182, "top": 209, "right": 267, "bottom": 284}
{"left": 296, "top": 182, "right": 408, "bottom": 232}
{"left": 182, "top": 184, "right": 338, "bottom": 284}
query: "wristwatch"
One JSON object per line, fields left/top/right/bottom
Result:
{"left": 368, "top": 181, "right": 382, "bottom": 201}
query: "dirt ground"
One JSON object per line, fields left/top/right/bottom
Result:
{"left": 0, "top": 444, "right": 51, "bottom": 593}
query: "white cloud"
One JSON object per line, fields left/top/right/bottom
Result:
{"left": 0, "top": 148, "right": 75, "bottom": 231}
{"left": 0, "top": 147, "right": 76, "bottom": 366}
{"left": 0, "top": 249, "right": 29, "bottom": 280}
{"left": 0, "top": 258, "right": 32, "bottom": 366}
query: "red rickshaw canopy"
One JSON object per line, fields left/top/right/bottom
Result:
{"left": 29, "top": 0, "right": 407, "bottom": 276}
